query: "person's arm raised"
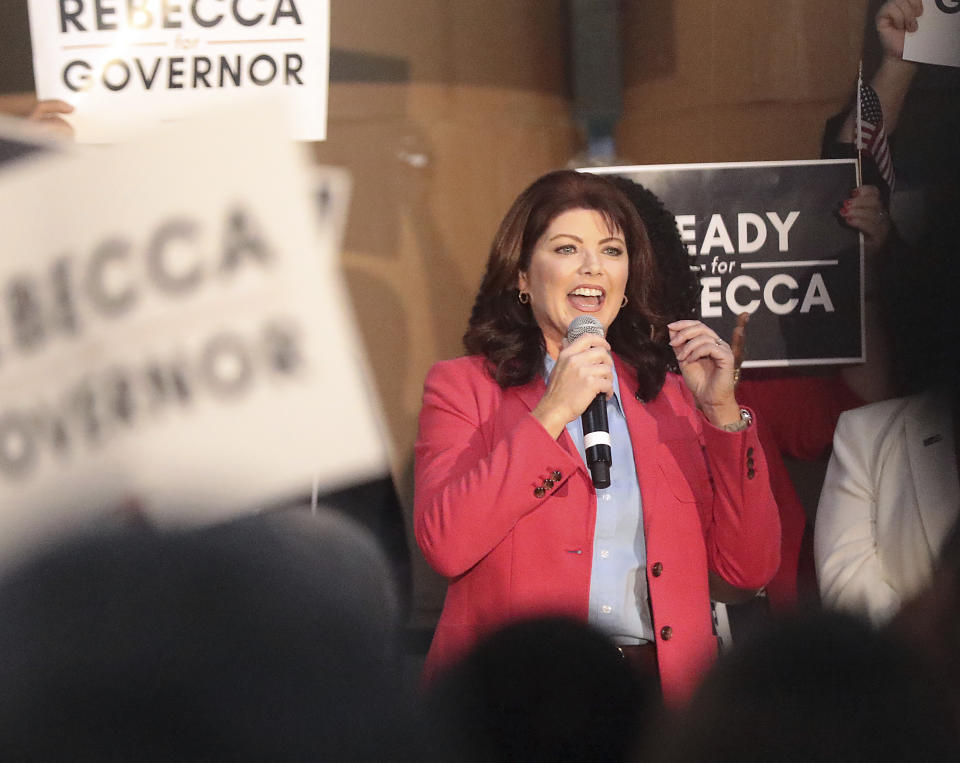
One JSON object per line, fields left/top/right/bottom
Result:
{"left": 837, "top": 0, "right": 921, "bottom": 143}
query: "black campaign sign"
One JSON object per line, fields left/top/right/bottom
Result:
{"left": 592, "top": 161, "right": 862, "bottom": 367}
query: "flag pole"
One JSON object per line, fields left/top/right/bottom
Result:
{"left": 855, "top": 60, "right": 863, "bottom": 187}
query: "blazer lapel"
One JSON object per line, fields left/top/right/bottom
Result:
{"left": 905, "top": 392, "right": 960, "bottom": 558}
{"left": 613, "top": 357, "right": 661, "bottom": 479}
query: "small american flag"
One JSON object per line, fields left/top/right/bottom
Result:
{"left": 857, "top": 80, "right": 895, "bottom": 192}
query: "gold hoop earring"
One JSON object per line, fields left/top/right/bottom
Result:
{"left": 621, "top": 295, "right": 628, "bottom": 308}
{"left": 518, "top": 291, "right": 530, "bottom": 304}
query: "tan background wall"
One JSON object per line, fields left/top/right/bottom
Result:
{"left": 2, "top": 0, "right": 874, "bottom": 623}
{"left": 618, "top": 1, "right": 869, "bottom": 163}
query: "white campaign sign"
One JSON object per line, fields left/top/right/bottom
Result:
{"left": 0, "top": 107, "right": 388, "bottom": 564}
{"left": 904, "top": 0, "right": 960, "bottom": 68}
{"left": 27, "top": 0, "right": 329, "bottom": 142}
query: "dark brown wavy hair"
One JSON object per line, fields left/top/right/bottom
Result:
{"left": 464, "top": 169, "right": 689, "bottom": 401}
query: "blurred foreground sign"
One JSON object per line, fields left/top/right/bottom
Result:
{"left": 589, "top": 160, "right": 862, "bottom": 367}
{"left": 28, "top": 0, "right": 329, "bottom": 142}
{"left": 0, "top": 109, "right": 387, "bottom": 559}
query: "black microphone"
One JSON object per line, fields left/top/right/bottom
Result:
{"left": 566, "top": 315, "right": 611, "bottom": 489}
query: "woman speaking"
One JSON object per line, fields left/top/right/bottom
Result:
{"left": 414, "top": 170, "right": 780, "bottom": 704}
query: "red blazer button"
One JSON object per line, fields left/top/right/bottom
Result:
{"left": 660, "top": 625, "right": 673, "bottom": 641}
{"left": 534, "top": 486, "right": 546, "bottom": 498}
{"left": 651, "top": 562, "right": 663, "bottom": 577}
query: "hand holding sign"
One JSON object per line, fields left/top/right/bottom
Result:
{"left": 26, "top": 100, "right": 75, "bottom": 140}
{"left": 877, "top": 0, "right": 923, "bottom": 59}
{"left": 903, "top": 0, "right": 960, "bottom": 68}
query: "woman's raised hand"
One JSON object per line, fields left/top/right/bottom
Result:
{"left": 532, "top": 334, "right": 613, "bottom": 439}
{"left": 668, "top": 320, "right": 741, "bottom": 428}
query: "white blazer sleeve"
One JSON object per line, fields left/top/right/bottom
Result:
{"left": 814, "top": 409, "right": 901, "bottom": 625}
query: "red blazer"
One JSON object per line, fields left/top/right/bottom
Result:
{"left": 414, "top": 354, "right": 780, "bottom": 706}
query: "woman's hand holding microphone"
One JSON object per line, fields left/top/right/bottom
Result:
{"left": 532, "top": 334, "right": 614, "bottom": 440}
